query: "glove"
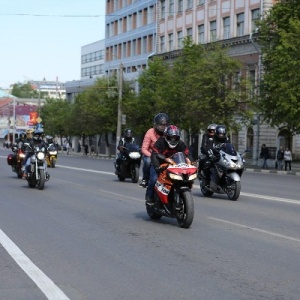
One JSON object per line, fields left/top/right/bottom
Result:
{"left": 154, "top": 166, "right": 161, "bottom": 174}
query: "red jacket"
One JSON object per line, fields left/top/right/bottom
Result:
{"left": 141, "top": 128, "right": 161, "bottom": 157}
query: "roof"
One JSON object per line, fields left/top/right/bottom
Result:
{"left": 0, "top": 89, "right": 17, "bottom": 99}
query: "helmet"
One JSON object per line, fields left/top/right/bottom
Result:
{"left": 46, "top": 135, "right": 53, "bottom": 144}
{"left": 154, "top": 113, "right": 170, "bottom": 135}
{"left": 165, "top": 125, "right": 180, "bottom": 149}
{"left": 26, "top": 128, "right": 34, "bottom": 139}
{"left": 215, "top": 125, "right": 227, "bottom": 143}
{"left": 33, "top": 129, "right": 43, "bottom": 142}
{"left": 207, "top": 124, "right": 217, "bottom": 136}
{"left": 124, "top": 128, "right": 133, "bottom": 141}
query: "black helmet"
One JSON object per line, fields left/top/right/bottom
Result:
{"left": 215, "top": 125, "right": 227, "bottom": 143}
{"left": 46, "top": 135, "right": 53, "bottom": 144}
{"left": 124, "top": 128, "right": 133, "bottom": 140}
{"left": 165, "top": 125, "right": 180, "bottom": 149}
{"left": 207, "top": 124, "right": 217, "bottom": 136}
{"left": 154, "top": 113, "right": 170, "bottom": 135}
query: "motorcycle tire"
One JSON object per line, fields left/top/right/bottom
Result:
{"left": 200, "top": 183, "right": 213, "bottom": 197}
{"left": 226, "top": 180, "right": 241, "bottom": 201}
{"left": 51, "top": 159, "right": 56, "bottom": 168}
{"left": 118, "top": 175, "right": 125, "bottom": 181}
{"left": 131, "top": 166, "right": 139, "bottom": 183}
{"left": 146, "top": 194, "right": 162, "bottom": 220}
{"left": 176, "top": 191, "right": 194, "bottom": 229}
{"left": 37, "top": 169, "right": 45, "bottom": 190}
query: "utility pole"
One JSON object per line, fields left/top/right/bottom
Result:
{"left": 116, "top": 63, "right": 123, "bottom": 156}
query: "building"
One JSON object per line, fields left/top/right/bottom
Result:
{"left": 153, "top": 0, "right": 300, "bottom": 162}
{"left": 65, "top": 39, "right": 105, "bottom": 103}
{"left": 105, "top": 0, "right": 157, "bottom": 87}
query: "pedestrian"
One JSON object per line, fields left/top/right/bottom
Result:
{"left": 66, "top": 140, "right": 70, "bottom": 155}
{"left": 284, "top": 147, "right": 292, "bottom": 171}
{"left": 84, "top": 144, "right": 88, "bottom": 155}
{"left": 276, "top": 146, "right": 284, "bottom": 170}
{"left": 260, "top": 144, "right": 269, "bottom": 169}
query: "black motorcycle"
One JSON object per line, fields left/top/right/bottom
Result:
{"left": 114, "top": 144, "right": 142, "bottom": 183}
{"left": 7, "top": 142, "right": 25, "bottom": 178}
{"left": 26, "top": 145, "right": 50, "bottom": 190}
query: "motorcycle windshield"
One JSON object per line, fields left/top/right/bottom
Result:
{"left": 126, "top": 144, "right": 140, "bottom": 152}
{"left": 220, "top": 143, "right": 237, "bottom": 156}
{"left": 48, "top": 144, "right": 56, "bottom": 151}
{"left": 169, "top": 152, "right": 187, "bottom": 164}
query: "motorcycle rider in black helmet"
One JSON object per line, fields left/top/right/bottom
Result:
{"left": 198, "top": 124, "right": 217, "bottom": 187}
{"left": 140, "top": 113, "right": 170, "bottom": 188}
{"left": 22, "top": 128, "right": 47, "bottom": 179}
{"left": 214, "top": 125, "right": 229, "bottom": 145}
{"left": 115, "top": 128, "right": 136, "bottom": 175}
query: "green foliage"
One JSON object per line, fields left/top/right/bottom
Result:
{"left": 258, "top": 0, "right": 300, "bottom": 134}
{"left": 11, "top": 83, "right": 40, "bottom": 98}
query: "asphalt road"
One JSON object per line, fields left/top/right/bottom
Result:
{"left": 0, "top": 149, "right": 299, "bottom": 300}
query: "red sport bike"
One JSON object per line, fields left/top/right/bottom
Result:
{"left": 146, "top": 152, "right": 197, "bottom": 228}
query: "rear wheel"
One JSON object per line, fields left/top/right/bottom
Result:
{"left": 131, "top": 166, "right": 139, "bottom": 183}
{"left": 226, "top": 180, "right": 241, "bottom": 201}
{"left": 176, "top": 191, "right": 194, "bottom": 228}
{"left": 37, "top": 169, "right": 45, "bottom": 190}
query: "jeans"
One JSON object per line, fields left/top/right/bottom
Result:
{"left": 262, "top": 158, "right": 268, "bottom": 169}
{"left": 277, "top": 159, "right": 283, "bottom": 170}
{"left": 145, "top": 166, "right": 158, "bottom": 200}
{"left": 142, "top": 156, "right": 151, "bottom": 182}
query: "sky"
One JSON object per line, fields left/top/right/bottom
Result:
{"left": 0, "top": 0, "right": 106, "bottom": 89}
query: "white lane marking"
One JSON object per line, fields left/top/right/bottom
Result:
{"left": 240, "top": 192, "right": 300, "bottom": 204}
{"left": 0, "top": 229, "right": 70, "bottom": 300}
{"left": 208, "top": 217, "right": 300, "bottom": 243}
{"left": 57, "top": 165, "right": 300, "bottom": 205}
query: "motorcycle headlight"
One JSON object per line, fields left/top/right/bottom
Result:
{"left": 19, "top": 153, "right": 25, "bottom": 158}
{"left": 129, "top": 152, "right": 141, "bottom": 159}
{"left": 188, "top": 173, "right": 198, "bottom": 181}
{"left": 37, "top": 152, "right": 45, "bottom": 160}
{"left": 169, "top": 173, "right": 183, "bottom": 180}
{"left": 49, "top": 151, "right": 57, "bottom": 155}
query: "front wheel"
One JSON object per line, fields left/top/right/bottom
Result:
{"left": 176, "top": 191, "right": 194, "bottom": 229}
{"left": 51, "top": 158, "right": 56, "bottom": 168}
{"left": 226, "top": 180, "right": 241, "bottom": 201}
{"left": 131, "top": 166, "right": 139, "bottom": 183}
{"left": 37, "top": 169, "right": 45, "bottom": 190}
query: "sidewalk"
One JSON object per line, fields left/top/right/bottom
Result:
{"left": 60, "top": 150, "right": 300, "bottom": 176}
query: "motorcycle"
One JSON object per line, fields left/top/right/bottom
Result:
{"left": 26, "top": 145, "right": 50, "bottom": 190}
{"left": 146, "top": 152, "right": 197, "bottom": 228}
{"left": 45, "top": 143, "right": 58, "bottom": 168}
{"left": 7, "top": 142, "right": 25, "bottom": 178}
{"left": 199, "top": 143, "right": 245, "bottom": 201}
{"left": 114, "top": 144, "right": 142, "bottom": 183}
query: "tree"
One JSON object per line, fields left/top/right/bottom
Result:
{"left": 11, "top": 82, "right": 46, "bottom": 99}
{"left": 258, "top": 0, "right": 300, "bottom": 136}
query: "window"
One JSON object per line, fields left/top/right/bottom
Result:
{"left": 177, "top": 30, "right": 183, "bottom": 48}
{"left": 187, "top": 27, "right": 193, "bottom": 40}
{"left": 187, "top": 0, "right": 193, "bottom": 9}
{"left": 237, "top": 13, "right": 244, "bottom": 37}
{"left": 168, "top": 33, "right": 174, "bottom": 51}
{"left": 169, "top": 0, "right": 174, "bottom": 17}
{"left": 178, "top": 0, "right": 183, "bottom": 13}
{"left": 161, "top": 0, "right": 166, "bottom": 19}
{"left": 198, "top": 24, "right": 204, "bottom": 44}
{"left": 223, "top": 17, "right": 230, "bottom": 39}
{"left": 198, "top": 0, "right": 205, "bottom": 5}
{"left": 251, "top": 9, "right": 260, "bottom": 32}
{"left": 142, "top": 37, "right": 147, "bottom": 54}
{"left": 210, "top": 20, "right": 217, "bottom": 41}
{"left": 160, "top": 36, "right": 165, "bottom": 52}
{"left": 127, "top": 15, "right": 132, "bottom": 30}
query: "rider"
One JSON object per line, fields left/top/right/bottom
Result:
{"left": 115, "top": 128, "right": 136, "bottom": 175}
{"left": 140, "top": 113, "right": 170, "bottom": 188}
{"left": 198, "top": 124, "right": 217, "bottom": 187}
{"left": 145, "top": 125, "right": 192, "bottom": 205}
{"left": 22, "top": 128, "right": 47, "bottom": 179}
